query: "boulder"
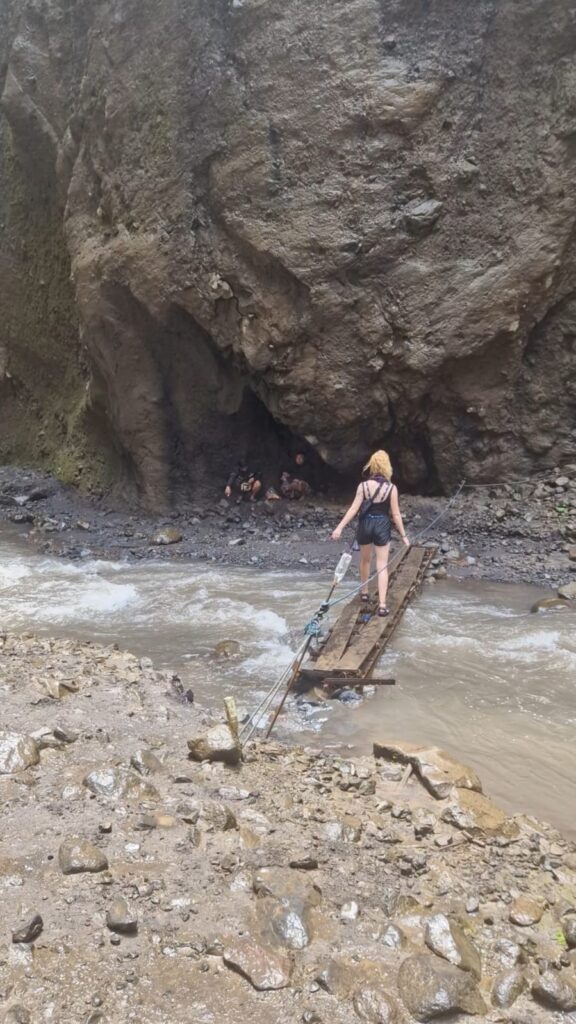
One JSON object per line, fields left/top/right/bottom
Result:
{"left": 188, "top": 724, "right": 241, "bottom": 765}
{"left": 397, "top": 954, "right": 486, "bottom": 1020}
{"left": 373, "top": 742, "right": 481, "bottom": 800}
{"left": 532, "top": 970, "right": 576, "bottom": 1011}
{"left": 58, "top": 840, "right": 108, "bottom": 875}
{"left": 0, "top": 732, "right": 39, "bottom": 774}
{"left": 440, "top": 788, "right": 519, "bottom": 839}
{"left": 106, "top": 898, "right": 138, "bottom": 935}
{"left": 424, "top": 915, "right": 481, "bottom": 977}
{"left": 83, "top": 767, "right": 159, "bottom": 802}
{"left": 223, "top": 937, "right": 292, "bottom": 990}
{"left": 353, "top": 984, "right": 399, "bottom": 1023}
{"left": 150, "top": 528, "right": 182, "bottom": 545}
{"left": 491, "top": 969, "right": 526, "bottom": 1008}
{"left": 558, "top": 581, "right": 576, "bottom": 600}
{"left": 508, "top": 896, "right": 544, "bottom": 926}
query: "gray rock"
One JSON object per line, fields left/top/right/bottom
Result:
{"left": 532, "top": 970, "right": 576, "bottom": 1011}
{"left": 558, "top": 581, "right": 576, "bottom": 599}
{"left": 508, "top": 895, "right": 544, "bottom": 926}
{"left": 397, "top": 954, "right": 486, "bottom": 1020}
{"left": 12, "top": 913, "right": 43, "bottom": 944}
{"left": 83, "top": 767, "right": 159, "bottom": 802}
{"left": 106, "top": 898, "right": 138, "bottom": 935}
{"left": 353, "top": 985, "right": 399, "bottom": 1023}
{"left": 491, "top": 969, "right": 526, "bottom": 1008}
{"left": 381, "top": 923, "right": 405, "bottom": 949}
{"left": 413, "top": 809, "right": 437, "bottom": 838}
{"left": 187, "top": 724, "right": 241, "bottom": 765}
{"left": 404, "top": 198, "right": 444, "bottom": 234}
{"left": 150, "top": 528, "right": 182, "bottom": 545}
{"left": 424, "top": 914, "right": 481, "bottom": 977}
{"left": 203, "top": 802, "right": 237, "bottom": 831}
{"left": 223, "top": 937, "right": 292, "bottom": 990}
{"left": 58, "top": 840, "right": 109, "bottom": 875}
{"left": 271, "top": 903, "right": 310, "bottom": 950}
{"left": 373, "top": 742, "right": 481, "bottom": 800}
{"left": 562, "top": 915, "right": 576, "bottom": 949}
{"left": 0, "top": 732, "right": 39, "bottom": 774}
{"left": 130, "top": 749, "right": 163, "bottom": 775}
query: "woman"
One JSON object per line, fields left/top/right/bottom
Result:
{"left": 331, "top": 450, "right": 410, "bottom": 616}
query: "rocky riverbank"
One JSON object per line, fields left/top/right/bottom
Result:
{"left": 1, "top": 631, "right": 575, "bottom": 1023}
{"left": 1, "top": 464, "right": 576, "bottom": 592}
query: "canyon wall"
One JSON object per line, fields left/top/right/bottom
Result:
{"left": 1, "top": 0, "right": 575, "bottom": 504}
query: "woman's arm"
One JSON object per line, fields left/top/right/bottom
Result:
{"left": 390, "top": 486, "right": 410, "bottom": 545}
{"left": 331, "top": 485, "right": 364, "bottom": 540}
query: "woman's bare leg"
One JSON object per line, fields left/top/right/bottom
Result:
{"left": 359, "top": 545, "right": 372, "bottom": 597}
{"left": 375, "top": 544, "right": 390, "bottom": 607}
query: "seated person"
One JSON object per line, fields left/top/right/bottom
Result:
{"left": 225, "top": 462, "right": 262, "bottom": 502}
{"left": 280, "top": 470, "right": 311, "bottom": 500}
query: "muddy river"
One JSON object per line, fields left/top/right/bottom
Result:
{"left": 0, "top": 524, "right": 574, "bottom": 837}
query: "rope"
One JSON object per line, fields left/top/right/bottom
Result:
{"left": 239, "top": 479, "right": 465, "bottom": 744}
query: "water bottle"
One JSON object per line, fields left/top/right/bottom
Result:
{"left": 334, "top": 552, "right": 352, "bottom": 583}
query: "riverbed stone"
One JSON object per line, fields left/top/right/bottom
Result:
{"left": 491, "top": 968, "right": 526, "bottom": 1008}
{"left": 223, "top": 936, "right": 292, "bottom": 990}
{"left": 188, "top": 724, "right": 241, "bottom": 765}
{"left": 352, "top": 984, "right": 399, "bottom": 1023}
{"left": 270, "top": 901, "right": 311, "bottom": 949}
{"left": 508, "top": 895, "right": 544, "bottom": 926}
{"left": 106, "top": 898, "right": 138, "bottom": 935}
{"left": 558, "top": 581, "right": 576, "bottom": 600}
{"left": 373, "top": 742, "right": 481, "bottom": 800}
{"left": 83, "top": 767, "right": 159, "bottom": 802}
{"left": 440, "top": 788, "right": 518, "bottom": 838}
{"left": 150, "top": 527, "right": 182, "bottom": 545}
{"left": 12, "top": 913, "right": 43, "bottom": 944}
{"left": 0, "top": 732, "right": 39, "bottom": 774}
{"left": 130, "top": 749, "right": 163, "bottom": 775}
{"left": 562, "top": 915, "right": 576, "bottom": 948}
{"left": 532, "top": 970, "right": 576, "bottom": 1010}
{"left": 424, "top": 914, "right": 481, "bottom": 977}
{"left": 397, "top": 954, "right": 486, "bottom": 1020}
{"left": 58, "top": 840, "right": 108, "bottom": 874}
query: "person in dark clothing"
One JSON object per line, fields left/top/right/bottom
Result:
{"left": 224, "top": 463, "right": 262, "bottom": 502}
{"left": 330, "top": 450, "right": 409, "bottom": 616}
{"left": 280, "top": 470, "right": 311, "bottom": 500}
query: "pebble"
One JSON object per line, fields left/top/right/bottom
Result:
{"left": 340, "top": 901, "right": 359, "bottom": 922}
{"left": 106, "top": 899, "right": 138, "bottom": 936}
{"left": 12, "top": 913, "right": 43, "bottom": 944}
{"left": 58, "top": 840, "right": 109, "bottom": 875}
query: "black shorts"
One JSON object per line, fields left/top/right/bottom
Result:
{"left": 356, "top": 514, "right": 392, "bottom": 547}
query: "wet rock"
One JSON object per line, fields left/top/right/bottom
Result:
{"left": 213, "top": 639, "right": 241, "bottom": 658}
{"left": 223, "top": 937, "right": 292, "bottom": 990}
{"left": 83, "top": 767, "right": 159, "bottom": 802}
{"left": 352, "top": 984, "right": 399, "bottom": 1023}
{"left": 150, "top": 528, "right": 183, "bottom": 545}
{"left": 562, "top": 915, "right": 576, "bottom": 948}
{"left": 424, "top": 914, "right": 481, "bottom": 977}
{"left": 440, "top": 788, "right": 518, "bottom": 838}
{"left": 491, "top": 968, "right": 526, "bottom": 1008}
{"left": 106, "top": 899, "right": 138, "bottom": 935}
{"left": 532, "top": 969, "right": 576, "bottom": 1010}
{"left": 187, "top": 724, "right": 241, "bottom": 765}
{"left": 0, "top": 732, "right": 39, "bottom": 774}
{"left": 558, "top": 581, "right": 576, "bottom": 599}
{"left": 58, "top": 840, "right": 109, "bottom": 874}
{"left": 508, "top": 895, "right": 544, "bottom": 926}
{"left": 531, "top": 597, "right": 570, "bottom": 612}
{"left": 397, "top": 954, "right": 487, "bottom": 1020}
{"left": 12, "top": 913, "right": 43, "bottom": 944}
{"left": 373, "top": 742, "right": 481, "bottom": 800}
{"left": 130, "top": 749, "right": 163, "bottom": 775}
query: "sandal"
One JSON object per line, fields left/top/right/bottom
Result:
{"left": 360, "top": 593, "right": 370, "bottom": 603}
{"left": 378, "top": 605, "right": 389, "bottom": 617}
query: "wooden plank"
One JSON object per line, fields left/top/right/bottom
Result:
{"left": 311, "top": 546, "right": 410, "bottom": 671}
{"left": 333, "top": 547, "right": 432, "bottom": 675}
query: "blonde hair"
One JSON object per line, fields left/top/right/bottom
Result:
{"left": 363, "top": 449, "right": 393, "bottom": 480}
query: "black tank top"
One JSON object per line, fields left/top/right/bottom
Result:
{"left": 362, "top": 476, "right": 392, "bottom": 516}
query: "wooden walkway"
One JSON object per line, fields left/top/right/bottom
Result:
{"left": 297, "top": 545, "right": 435, "bottom": 691}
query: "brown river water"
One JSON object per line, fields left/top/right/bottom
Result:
{"left": 1, "top": 524, "right": 574, "bottom": 837}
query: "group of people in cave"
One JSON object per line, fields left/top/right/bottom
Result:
{"left": 224, "top": 451, "right": 315, "bottom": 504}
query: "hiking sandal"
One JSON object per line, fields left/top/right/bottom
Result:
{"left": 377, "top": 605, "right": 389, "bottom": 617}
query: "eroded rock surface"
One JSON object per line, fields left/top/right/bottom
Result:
{"left": 2, "top": 0, "right": 576, "bottom": 502}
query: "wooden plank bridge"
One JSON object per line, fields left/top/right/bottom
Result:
{"left": 296, "top": 545, "right": 435, "bottom": 694}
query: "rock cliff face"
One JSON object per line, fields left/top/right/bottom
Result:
{"left": 1, "top": 0, "right": 575, "bottom": 505}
